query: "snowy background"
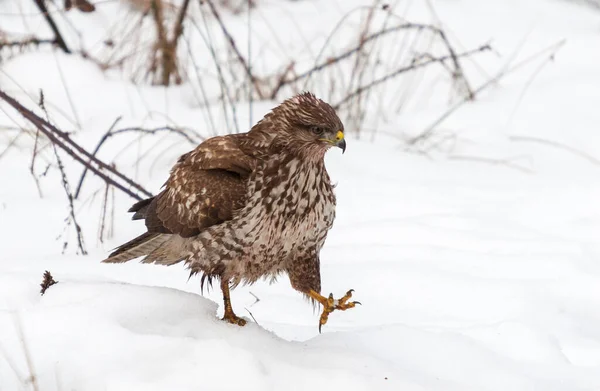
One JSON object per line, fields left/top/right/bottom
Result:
{"left": 1, "top": 0, "right": 600, "bottom": 390}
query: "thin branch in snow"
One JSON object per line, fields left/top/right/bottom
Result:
{"left": 510, "top": 136, "right": 600, "bottom": 167}
{"left": 0, "top": 128, "right": 25, "bottom": 161}
{"left": 0, "top": 88, "right": 152, "bottom": 200}
{"left": 53, "top": 52, "right": 82, "bottom": 130}
{"left": 97, "top": 167, "right": 116, "bottom": 244}
{"left": 245, "top": 308, "right": 259, "bottom": 326}
{"left": 408, "top": 39, "right": 565, "bottom": 147}
{"left": 29, "top": 127, "right": 44, "bottom": 198}
{"left": 74, "top": 121, "right": 201, "bottom": 198}
{"left": 74, "top": 116, "right": 122, "bottom": 199}
{"left": 98, "top": 180, "right": 111, "bottom": 244}
{"left": 203, "top": 0, "right": 265, "bottom": 98}
{"left": 52, "top": 142, "right": 88, "bottom": 255}
{"left": 31, "top": 0, "right": 71, "bottom": 54}
{"left": 148, "top": 0, "right": 191, "bottom": 85}
{"left": 14, "top": 315, "right": 40, "bottom": 391}
{"left": 333, "top": 44, "right": 491, "bottom": 110}
{"left": 248, "top": 291, "right": 261, "bottom": 306}
{"left": 448, "top": 154, "right": 534, "bottom": 173}
{"left": 0, "top": 37, "right": 57, "bottom": 62}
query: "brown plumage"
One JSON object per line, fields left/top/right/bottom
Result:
{"left": 103, "top": 92, "right": 359, "bottom": 330}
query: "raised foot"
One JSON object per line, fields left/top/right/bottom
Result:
{"left": 222, "top": 312, "right": 247, "bottom": 326}
{"left": 310, "top": 289, "right": 361, "bottom": 333}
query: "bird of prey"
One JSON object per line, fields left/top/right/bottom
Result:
{"left": 103, "top": 92, "right": 359, "bottom": 331}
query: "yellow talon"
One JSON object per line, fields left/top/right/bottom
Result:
{"left": 308, "top": 289, "right": 360, "bottom": 333}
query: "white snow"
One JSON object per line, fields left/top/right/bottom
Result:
{"left": 1, "top": 0, "right": 600, "bottom": 390}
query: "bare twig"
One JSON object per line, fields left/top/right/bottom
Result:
{"left": 449, "top": 154, "right": 534, "bottom": 173}
{"left": 0, "top": 129, "right": 25, "bottom": 161}
{"left": 98, "top": 179, "right": 111, "bottom": 243}
{"left": 14, "top": 315, "right": 40, "bottom": 391}
{"left": 269, "top": 61, "right": 296, "bottom": 99}
{"left": 248, "top": 291, "right": 260, "bottom": 306}
{"left": 29, "top": 127, "right": 44, "bottom": 198}
{"left": 245, "top": 308, "right": 259, "bottom": 325}
{"left": 192, "top": 10, "right": 239, "bottom": 133}
{"left": 0, "top": 37, "right": 56, "bottom": 50}
{"left": 75, "top": 121, "right": 199, "bottom": 198}
{"left": 74, "top": 116, "right": 121, "bottom": 199}
{"left": 53, "top": 53, "right": 82, "bottom": 129}
{"left": 203, "top": 0, "right": 264, "bottom": 98}
{"left": 510, "top": 136, "right": 600, "bottom": 167}
{"left": 0, "top": 88, "right": 151, "bottom": 200}
{"left": 345, "top": 1, "right": 379, "bottom": 132}
{"left": 149, "top": 0, "right": 191, "bottom": 85}
{"left": 173, "top": 0, "right": 192, "bottom": 43}
{"left": 275, "top": 23, "right": 429, "bottom": 95}
{"left": 334, "top": 44, "right": 491, "bottom": 109}
{"left": 52, "top": 143, "right": 88, "bottom": 255}
{"left": 32, "top": 0, "right": 71, "bottom": 54}
{"left": 150, "top": 0, "right": 172, "bottom": 85}
{"left": 409, "top": 40, "right": 565, "bottom": 145}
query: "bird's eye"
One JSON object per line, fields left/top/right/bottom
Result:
{"left": 309, "top": 126, "right": 324, "bottom": 135}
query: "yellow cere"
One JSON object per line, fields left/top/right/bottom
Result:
{"left": 336, "top": 130, "right": 344, "bottom": 141}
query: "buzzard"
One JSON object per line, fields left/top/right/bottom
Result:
{"left": 103, "top": 92, "right": 359, "bottom": 331}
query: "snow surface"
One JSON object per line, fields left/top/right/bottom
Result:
{"left": 1, "top": 0, "right": 600, "bottom": 390}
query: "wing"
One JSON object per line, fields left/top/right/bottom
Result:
{"left": 146, "top": 134, "right": 256, "bottom": 238}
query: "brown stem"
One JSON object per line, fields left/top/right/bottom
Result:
{"left": 0, "top": 88, "right": 151, "bottom": 200}
{"left": 203, "top": 0, "right": 264, "bottom": 98}
{"left": 172, "top": 0, "right": 192, "bottom": 45}
{"left": 32, "top": 0, "right": 71, "bottom": 54}
{"left": 333, "top": 44, "right": 490, "bottom": 109}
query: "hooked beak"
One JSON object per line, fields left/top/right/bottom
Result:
{"left": 321, "top": 130, "right": 346, "bottom": 154}
{"left": 336, "top": 131, "right": 347, "bottom": 154}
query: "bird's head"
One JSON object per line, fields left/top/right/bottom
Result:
{"left": 250, "top": 92, "right": 346, "bottom": 158}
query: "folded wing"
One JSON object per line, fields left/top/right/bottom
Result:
{"left": 103, "top": 134, "right": 255, "bottom": 263}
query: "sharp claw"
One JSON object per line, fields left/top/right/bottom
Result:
{"left": 313, "top": 289, "right": 360, "bottom": 333}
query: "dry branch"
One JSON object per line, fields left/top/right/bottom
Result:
{"left": 409, "top": 40, "right": 565, "bottom": 146}
{"left": 333, "top": 44, "right": 491, "bottom": 109}
{"left": 75, "top": 121, "right": 200, "bottom": 198}
{"left": 270, "top": 22, "right": 479, "bottom": 100}
{"left": 0, "top": 37, "right": 56, "bottom": 50}
{"left": 203, "top": 0, "right": 264, "bottom": 98}
{"left": 0, "top": 88, "right": 151, "bottom": 200}
{"left": 510, "top": 136, "right": 600, "bottom": 166}
{"left": 52, "top": 142, "right": 88, "bottom": 255}
{"left": 32, "top": 0, "right": 71, "bottom": 54}
{"left": 149, "top": 0, "right": 191, "bottom": 85}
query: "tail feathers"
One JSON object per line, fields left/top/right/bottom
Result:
{"left": 141, "top": 235, "right": 187, "bottom": 266}
{"left": 102, "top": 232, "right": 169, "bottom": 264}
{"left": 128, "top": 197, "right": 154, "bottom": 220}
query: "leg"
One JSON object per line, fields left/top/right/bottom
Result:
{"left": 220, "top": 279, "right": 246, "bottom": 326}
{"left": 288, "top": 254, "right": 360, "bottom": 333}
{"left": 307, "top": 289, "right": 360, "bottom": 333}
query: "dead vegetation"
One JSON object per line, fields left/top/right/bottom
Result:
{"left": 0, "top": 0, "right": 497, "bottom": 253}
{"left": 40, "top": 271, "right": 58, "bottom": 295}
